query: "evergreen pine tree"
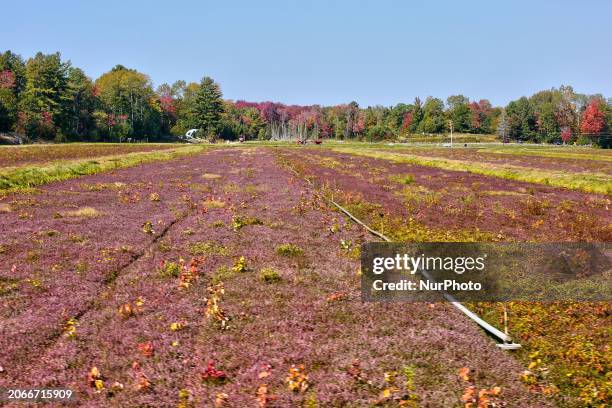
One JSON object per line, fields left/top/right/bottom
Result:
{"left": 193, "top": 76, "right": 223, "bottom": 138}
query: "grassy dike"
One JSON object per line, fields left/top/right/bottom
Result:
{"left": 0, "top": 145, "right": 210, "bottom": 194}
{"left": 333, "top": 147, "right": 612, "bottom": 195}
{"left": 478, "top": 146, "right": 612, "bottom": 162}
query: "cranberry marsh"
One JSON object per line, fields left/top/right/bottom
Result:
{"left": 0, "top": 142, "right": 610, "bottom": 407}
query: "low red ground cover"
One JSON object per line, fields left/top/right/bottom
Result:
{"left": 276, "top": 148, "right": 611, "bottom": 406}
{"left": 0, "top": 143, "right": 177, "bottom": 168}
{"left": 280, "top": 149, "right": 611, "bottom": 242}
{"left": 0, "top": 148, "right": 550, "bottom": 406}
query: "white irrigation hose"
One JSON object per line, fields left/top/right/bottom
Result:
{"left": 329, "top": 198, "right": 392, "bottom": 242}
{"left": 418, "top": 268, "right": 513, "bottom": 343}
{"left": 287, "top": 163, "right": 519, "bottom": 348}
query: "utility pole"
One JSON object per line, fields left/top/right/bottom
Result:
{"left": 449, "top": 120, "right": 454, "bottom": 148}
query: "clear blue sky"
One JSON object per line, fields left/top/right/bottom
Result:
{"left": 3, "top": 0, "right": 611, "bottom": 107}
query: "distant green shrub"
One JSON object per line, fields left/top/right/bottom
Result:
{"left": 576, "top": 135, "right": 592, "bottom": 146}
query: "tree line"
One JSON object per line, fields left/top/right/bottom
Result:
{"left": 1, "top": 50, "right": 610, "bottom": 145}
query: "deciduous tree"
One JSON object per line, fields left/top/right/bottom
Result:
{"left": 447, "top": 95, "right": 471, "bottom": 133}
{"left": 580, "top": 99, "right": 605, "bottom": 134}
{"left": 418, "top": 97, "right": 445, "bottom": 133}
{"left": 95, "top": 65, "right": 158, "bottom": 140}
{"left": 505, "top": 97, "right": 536, "bottom": 141}
{"left": 17, "top": 52, "right": 70, "bottom": 140}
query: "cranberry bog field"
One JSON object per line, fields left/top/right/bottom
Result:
{"left": 0, "top": 143, "right": 207, "bottom": 194}
{"left": 278, "top": 144, "right": 611, "bottom": 407}
{"left": 0, "top": 143, "right": 185, "bottom": 168}
{"left": 0, "top": 143, "right": 610, "bottom": 407}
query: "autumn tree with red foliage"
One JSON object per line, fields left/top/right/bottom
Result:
{"left": 0, "top": 70, "right": 15, "bottom": 89}
{"left": 580, "top": 100, "right": 606, "bottom": 134}
{"left": 560, "top": 127, "right": 572, "bottom": 144}
{"left": 401, "top": 112, "right": 413, "bottom": 132}
{"left": 469, "top": 99, "right": 493, "bottom": 133}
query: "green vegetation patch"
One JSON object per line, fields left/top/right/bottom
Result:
{"left": 259, "top": 267, "right": 282, "bottom": 283}
{"left": 275, "top": 243, "right": 304, "bottom": 257}
{"left": 188, "top": 241, "right": 229, "bottom": 256}
{"left": 397, "top": 185, "right": 439, "bottom": 206}
{"left": 389, "top": 173, "right": 415, "bottom": 185}
{"left": 158, "top": 261, "right": 181, "bottom": 278}
{"left": 231, "top": 215, "right": 263, "bottom": 231}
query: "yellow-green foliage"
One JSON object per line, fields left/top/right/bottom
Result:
{"left": 231, "top": 215, "right": 263, "bottom": 231}
{"left": 475, "top": 301, "right": 611, "bottom": 407}
{"left": 396, "top": 185, "right": 439, "bottom": 206}
{"left": 338, "top": 193, "right": 495, "bottom": 243}
{"left": 389, "top": 173, "right": 415, "bottom": 185}
{"left": 275, "top": 243, "right": 304, "bottom": 257}
{"left": 232, "top": 256, "right": 249, "bottom": 273}
{"left": 481, "top": 146, "right": 612, "bottom": 162}
{"left": 158, "top": 261, "right": 181, "bottom": 278}
{"left": 259, "top": 267, "right": 281, "bottom": 283}
{"left": 189, "top": 241, "right": 229, "bottom": 256}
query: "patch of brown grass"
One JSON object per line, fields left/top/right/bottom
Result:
{"left": 64, "top": 207, "right": 102, "bottom": 218}
{"left": 201, "top": 173, "right": 221, "bottom": 180}
{"left": 202, "top": 199, "right": 226, "bottom": 209}
{"left": 480, "top": 190, "right": 527, "bottom": 197}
